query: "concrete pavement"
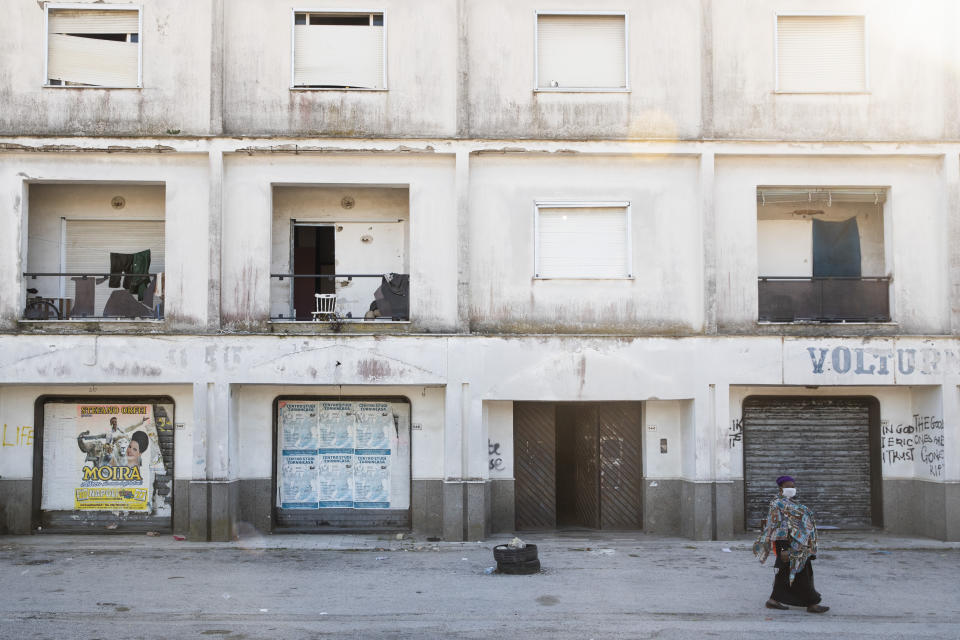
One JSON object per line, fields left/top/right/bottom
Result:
{"left": 2, "top": 529, "right": 959, "bottom": 639}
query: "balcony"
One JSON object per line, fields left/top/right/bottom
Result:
{"left": 270, "top": 272, "right": 409, "bottom": 322}
{"left": 23, "top": 272, "right": 164, "bottom": 321}
{"left": 758, "top": 277, "right": 890, "bottom": 323}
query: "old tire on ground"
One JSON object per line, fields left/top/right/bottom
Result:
{"left": 493, "top": 544, "right": 538, "bottom": 564}
{"left": 497, "top": 558, "right": 541, "bottom": 575}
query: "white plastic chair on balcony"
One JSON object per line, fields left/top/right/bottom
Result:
{"left": 312, "top": 293, "right": 337, "bottom": 321}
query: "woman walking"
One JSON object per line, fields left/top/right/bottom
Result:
{"left": 753, "top": 475, "right": 830, "bottom": 613}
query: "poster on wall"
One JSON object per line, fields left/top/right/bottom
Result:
{"left": 316, "top": 452, "right": 354, "bottom": 507}
{"left": 277, "top": 399, "right": 407, "bottom": 511}
{"left": 41, "top": 402, "right": 169, "bottom": 514}
{"left": 354, "top": 453, "right": 390, "bottom": 508}
{"left": 280, "top": 401, "right": 319, "bottom": 449}
{"left": 279, "top": 450, "right": 319, "bottom": 509}
{"left": 317, "top": 401, "right": 355, "bottom": 450}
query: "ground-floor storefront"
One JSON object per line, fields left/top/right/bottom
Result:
{"left": 1, "top": 335, "right": 958, "bottom": 541}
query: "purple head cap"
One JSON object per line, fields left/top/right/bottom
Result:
{"left": 776, "top": 475, "right": 794, "bottom": 486}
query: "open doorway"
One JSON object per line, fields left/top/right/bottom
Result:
{"left": 291, "top": 223, "right": 335, "bottom": 321}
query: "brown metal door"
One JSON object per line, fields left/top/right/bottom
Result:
{"left": 570, "top": 405, "right": 600, "bottom": 528}
{"left": 599, "top": 402, "right": 643, "bottom": 529}
{"left": 514, "top": 402, "right": 557, "bottom": 530}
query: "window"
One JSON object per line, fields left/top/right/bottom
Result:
{"left": 45, "top": 5, "right": 141, "bottom": 87}
{"left": 534, "top": 202, "right": 631, "bottom": 279}
{"left": 535, "top": 12, "right": 627, "bottom": 91}
{"left": 292, "top": 11, "right": 386, "bottom": 89}
{"left": 776, "top": 14, "right": 866, "bottom": 93}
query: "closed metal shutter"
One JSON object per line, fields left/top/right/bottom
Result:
{"left": 536, "top": 205, "right": 630, "bottom": 278}
{"left": 743, "top": 397, "right": 876, "bottom": 530}
{"left": 514, "top": 402, "right": 557, "bottom": 530}
{"left": 537, "top": 14, "right": 626, "bottom": 89}
{"left": 777, "top": 15, "right": 866, "bottom": 92}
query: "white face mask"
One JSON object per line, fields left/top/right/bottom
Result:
{"left": 781, "top": 487, "right": 797, "bottom": 499}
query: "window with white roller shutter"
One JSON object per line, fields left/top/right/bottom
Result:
{"left": 535, "top": 202, "right": 632, "bottom": 279}
{"left": 536, "top": 13, "right": 627, "bottom": 90}
{"left": 63, "top": 219, "right": 165, "bottom": 316}
{"left": 45, "top": 6, "right": 141, "bottom": 88}
{"left": 776, "top": 15, "right": 867, "bottom": 93}
{"left": 292, "top": 12, "right": 386, "bottom": 89}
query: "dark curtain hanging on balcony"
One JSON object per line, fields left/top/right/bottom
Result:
{"left": 812, "top": 217, "right": 861, "bottom": 277}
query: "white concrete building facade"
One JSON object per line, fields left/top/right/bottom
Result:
{"left": 0, "top": 0, "right": 958, "bottom": 541}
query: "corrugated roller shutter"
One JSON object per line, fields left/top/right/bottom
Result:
{"left": 64, "top": 220, "right": 165, "bottom": 316}
{"left": 743, "top": 397, "right": 874, "bottom": 530}
{"left": 48, "top": 34, "right": 139, "bottom": 86}
{"left": 49, "top": 9, "right": 139, "bottom": 34}
{"left": 777, "top": 16, "right": 866, "bottom": 92}
{"left": 537, "top": 14, "right": 626, "bottom": 89}
{"left": 294, "top": 24, "right": 384, "bottom": 88}
{"left": 538, "top": 207, "right": 629, "bottom": 278}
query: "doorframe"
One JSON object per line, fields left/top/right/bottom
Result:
{"left": 289, "top": 220, "right": 336, "bottom": 319}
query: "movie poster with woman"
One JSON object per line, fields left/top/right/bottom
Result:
{"left": 41, "top": 403, "right": 166, "bottom": 513}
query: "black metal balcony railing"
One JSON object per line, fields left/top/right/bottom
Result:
{"left": 758, "top": 277, "right": 891, "bottom": 322}
{"left": 270, "top": 273, "right": 409, "bottom": 322}
{"left": 22, "top": 273, "right": 164, "bottom": 320}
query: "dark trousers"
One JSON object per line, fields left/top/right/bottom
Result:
{"left": 771, "top": 560, "right": 821, "bottom": 607}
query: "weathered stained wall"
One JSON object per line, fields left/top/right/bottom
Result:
{"left": 468, "top": 153, "right": 703, "bottom": 333}
{"left": 0, "top": 0, "right": 215, "bottom": 136}
{"left": 711, "top": 0, "right": 960, "bottom": 141}
{"left": 464, "top": 0, "right": 703, "bottom": 140}
{"left": 222, "top": 0, "right": 457, "bottom": 137}
{"left": 0, "top": 383, "right": 195, "bottom": 480}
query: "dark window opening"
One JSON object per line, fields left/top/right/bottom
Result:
{"left": 66, "top": 32, "right": 128, "bottom": 41}
{"left": 293, "top": 225, "right": 335, "bottom": 321}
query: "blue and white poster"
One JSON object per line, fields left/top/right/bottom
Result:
{"left": 280, "top": 401, "right": 318, "bottom": 449}
{"left": 355, "top": 402, "right": 393, "bottom": 451}
{"left": 279, "top": 450, "right": 319, "bottom": 509}
{"left": 316, "top": 452, "right": 354, "bottom": 507}
{"left": 354, "top": 454, "right": 390, "bottom": 508}
{"left": 277, "top": 399, "right": 409, "bottom": 511}
{"left": 317, "top": 401, "right": 355, "bottom": 450}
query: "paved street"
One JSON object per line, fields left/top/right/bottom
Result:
{"left": 2, "top": 530, "right": 959, "bottom": 639}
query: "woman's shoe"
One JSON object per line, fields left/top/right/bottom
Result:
{"left": 806, "top": 604, "right": 830, "bottom": 613}
{"left": 765, "top": 599, "right": 788, "bottom": 610}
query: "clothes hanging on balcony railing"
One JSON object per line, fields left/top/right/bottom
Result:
{"left": 812, "top": 218, "right": 861, "bottom": 277}
{"left": 366, "top": 273, "right": 409, "bottom": 320}
{"left": 109, "top": 249, "right": 151, "bottom": 300}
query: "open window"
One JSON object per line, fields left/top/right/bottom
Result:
{"left": 45, "top": 5, "right": 141, "bottom": 88}
{"left": 292, "top": 11, "right": 386, "bottom": 89}
{"left": 271, "top": 186, "right": 409, "bottom": 322}
{"left": 23, "top": 184, "right": 165, "bottom": 321}
{"left": 757, "top": 187, "right": 889, "bottom": 322}
{"left": 535, "top": 12, "right": 628, "bottom": 91}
